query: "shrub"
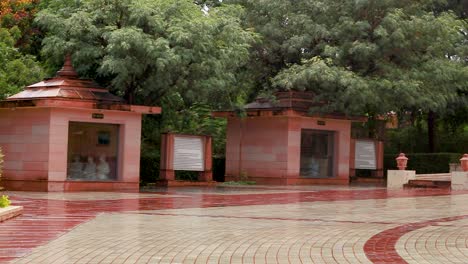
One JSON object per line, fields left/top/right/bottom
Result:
{"left": 139, "top": 153, "right": 160, "bottom": 184}
{"left": 221, "top": 181, "right": 256, "bottom": 185}
{"left": 0, "top": 195, "right": 10, "bottom": 208}
{"left": 384, "top": 153, "right": 462, "bottom": 174}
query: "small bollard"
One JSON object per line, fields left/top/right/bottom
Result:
{"left": 396, "top": 153, "right": 408, "bottom": 170}
{"left": 460, "top": 154, "right": 468, "bottom": 172}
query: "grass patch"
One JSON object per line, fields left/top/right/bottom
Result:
{"left": 221, "top": 181, "right": 256, "bottom": 186}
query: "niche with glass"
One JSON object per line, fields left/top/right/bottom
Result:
{"left": 300, "top": 129, "right": 335, "bottom": 178}
{"left": 67, "top": 122, "right": 119, "bottom": 181}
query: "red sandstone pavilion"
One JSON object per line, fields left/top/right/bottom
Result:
{"left": 214, "top": 91, "right": 384, "bottom": 185}
{"left": 0, "top": 56, "right": 384, "bottom": 191}
{"left": 0, "top": 56, "right": 160, "bottom": 191}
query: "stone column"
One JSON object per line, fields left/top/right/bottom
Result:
{"left": 159, "top": 133, "right": 175, "bottom": 181}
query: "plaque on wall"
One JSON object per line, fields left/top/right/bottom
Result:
{"left": 355, "top": 140, "right": 377, "bottom": 170}
{"left": 173, "top": 136, "right": 204, "bottom": 171}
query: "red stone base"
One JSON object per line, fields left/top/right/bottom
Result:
{"left": 2, "top": 179, "right": 48, "bottom": 191}
{"left": 3, "top": 180, "right": 139, "bottom": 192}
{"left": 225, "top": 176, "right": 349, "bottom": 185}
{"left": 155, "top": 180, "right": 218, "bottom": 187}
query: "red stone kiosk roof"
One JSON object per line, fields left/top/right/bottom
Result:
{"left": 1, "top": 55, "right": 161, "bottom": 114}
{"left": 213, "top": 91, "right": 365, "bottom": 121}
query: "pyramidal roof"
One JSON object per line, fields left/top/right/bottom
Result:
{"left": 7, "top": 55, "right": 123, "bottom": 103}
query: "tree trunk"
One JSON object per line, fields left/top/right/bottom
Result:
{"left": 124, "top": 85, "right": 135, "bottom": 104}
{"left": 427, "top": 110, "right": 436, "bottom": 153}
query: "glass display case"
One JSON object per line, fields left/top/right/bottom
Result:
{"left": 67, "top": 122, "right": 119, "bottom": 181}
{"left": 300, "top": 129, "right": 335, "bottom": 178}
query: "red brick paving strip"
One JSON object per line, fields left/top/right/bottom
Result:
{"left": 363, "top": 215, "right": 468, "bottom": 264}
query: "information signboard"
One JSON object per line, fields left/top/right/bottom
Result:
{"left": 173, "top": 136, "right": 204, "bottom": 171}
{"left": 355, "top": 140, "right": 377, "bottom": 170}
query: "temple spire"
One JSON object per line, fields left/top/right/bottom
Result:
{"left": 56, "top": 54, "right": 78, "bottom": 78}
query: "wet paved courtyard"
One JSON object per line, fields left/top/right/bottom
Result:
{"left": 0, "top": 186, "right": 467, "bottom": 263}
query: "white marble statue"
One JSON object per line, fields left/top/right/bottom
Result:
{"left": 300, "top": 156, "right": 320, "bottom": 177}
{"left": 96, "top": 154, "right": 110, "bottom": 180}
{"left": 83, "top": 156, "right": 97, "bottom": 179}
{"left": 68, "top": 155, "right": 83, "bottom": 179}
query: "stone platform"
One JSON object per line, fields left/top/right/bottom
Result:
{"left": 0, "top": 206, "right": 23, "bottom": 222}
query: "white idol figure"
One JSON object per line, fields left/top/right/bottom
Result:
{"left": 68, "top": 155, "right": 83, "bottom": 179}
{"left": 83, "top": 156, "right": 97, "bottom": 179}
{"left": 96, "top": 154, "right": 110, "bottom": 180}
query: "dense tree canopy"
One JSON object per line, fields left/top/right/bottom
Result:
{"left": 0, "top": 27, "right": 43, "bottom": 99}
{"left": 36, "top": 0, "right": 257, "bottom": 108}
{"left": 0, "top": 0, "right": 42, "bottom": 54}
{"left": 230, "top": 0, "right": 467, "bottom": 116}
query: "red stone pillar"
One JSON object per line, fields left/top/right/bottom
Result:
{"left": 198, "top": 136, "right": 213, "bottom": 181}
{"left": 349, "top": 138, "right": 356, "bottom": 178}
{"left": 375, "top": 141, "right": 384, "bottom": 177}
{"left": 159, "top": 133, "right": 175, "bottom": 180}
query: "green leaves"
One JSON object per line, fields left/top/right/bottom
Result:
{"left": 234, "top": 0, "right": 467, "bottom": 116}
{"left": 37, "top": 0, "right": 257, "bottom": 107}
{"left": 0, "top": 195, "right": 11, "bottom": 208}
{"left": 0, "top": 27, "right": 43, "bottom": 99}
{"left": 272, "top": 57, "right": 375, "bottom": 114}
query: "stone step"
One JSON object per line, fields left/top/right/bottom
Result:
{"left": 404, "top": 179, "right": 451, "bottom": 189}
{"left": 415, "top": 173, "right": 451, "bottom": 181}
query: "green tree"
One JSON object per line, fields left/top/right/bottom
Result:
{"left": 0, "top": 26, "right": 43, "bottom": 99}
{"left": 36, "top": 0, "right": 257, "bottom": 108}
{"left": 229, "top": 0, "right": 467, "bottom": 151}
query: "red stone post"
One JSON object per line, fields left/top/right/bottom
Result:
{"left": 159, "top": 133, "right": 175, "bottom": 180}
{"left": 198, "top": 136, "right": 213, "bottom": 181}
{"left": 460, "top": 154, "right": 468, "bottom": 172}
{"left": 349, "top": 139, "right": 356, "bottom": 178}
{"left": 375, "top": 141, "right": 385, "bottom": 177}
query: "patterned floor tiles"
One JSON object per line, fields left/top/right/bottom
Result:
{"left": 0, "top": 186, "right": 467, "bottom": 263}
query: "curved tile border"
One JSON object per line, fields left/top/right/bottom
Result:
{"left": 364, "top": 215, "right": 468, "bottom": 263}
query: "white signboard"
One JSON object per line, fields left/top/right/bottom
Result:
{"left": 173, "top": 136, "right": 204, "bottom": 171}
{"left": 355, "top": 140, "right": 377, "bottom": 170}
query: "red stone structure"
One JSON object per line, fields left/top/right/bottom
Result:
{"left": 0, "top": 56, "right": 160, "bottom": 191}
{"left": 349, "top": 139, "right": 385, "bottom": 179}
{"left": 214, "top": 91, "right": 368, "bottom": 185}
{"left": 159, "top": 133, "right": 213, "bottom": 186}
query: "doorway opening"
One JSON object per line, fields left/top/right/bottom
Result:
{"left": 300, "top": 129, "right": 335, "bottom": 178}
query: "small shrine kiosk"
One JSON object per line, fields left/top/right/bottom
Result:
{"left": 214, "top": 91, "right": 375, "bottom": 185}
{"left": 0, "top": 56, "right": 160, "bottom": 191}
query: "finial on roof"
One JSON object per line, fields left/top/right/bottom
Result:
{"left": 56, "top": 54, "right": 78, "bottom": 78}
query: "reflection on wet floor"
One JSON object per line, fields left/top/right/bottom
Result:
{"left": 1, "top": 186, "right": 468, "bottom": 263}
{"left": 141, "top": 184, "right": 386, "bottom": 194}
